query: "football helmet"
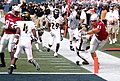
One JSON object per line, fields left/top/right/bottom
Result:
{"left": 21, "top": 11, "right": 31, "bottom": 21}
{"left": 53, "top": 9, "right": 59, "bottom": 19}
{"left": 90, "top": 14, "right": 99, "bottom": 21}
{"left": 12, "top": 6, "right": 20, "bottom": 17}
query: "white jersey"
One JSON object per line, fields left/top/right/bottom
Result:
{"left": 105, "top": 11, "right": 119, "bottom": 25}
{"left": 14, "top": 21, "right": 36, "bottom": 60}
{"left": 47, "top": 14, "right": 64, "bottom": 44}
{"left": 15, "top": 21, "right": 36, "bottom": 40}
{"left": 47, "top": 14, "right": 64, "bottom": 32}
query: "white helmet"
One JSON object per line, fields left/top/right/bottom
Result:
{"left": 12, "top": 6, "right": 20, "bottom": 12}
{"left": 90, "top": 14, "right": 99, "bottom": 21}
{"left": 12, "top": 6, "right": 20, "bottom": 17}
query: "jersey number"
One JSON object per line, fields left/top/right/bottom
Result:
{"left": 5, "top": 20, "right": 14, "bottom": 28}
{"left": 51, "top": 23, "right": 59, "bottom": 29}
{"left": 23, "top": 23, "right": 28, "bottom": 33}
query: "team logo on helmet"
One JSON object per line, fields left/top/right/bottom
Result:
{"left": 21, "top": 11, "right": 30, "bottom": 21}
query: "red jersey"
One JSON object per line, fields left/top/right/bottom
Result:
{"left": 4, "top": 13, "right": 21, "bottom": 34}
{"left": 92, "top": 21, "right": 108, "bottom": 41}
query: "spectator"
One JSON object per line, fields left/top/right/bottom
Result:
{"left": 100, "top": 3, "right": 108, "bottom": 27}
{"left": 105, "top": 5, "right": 119, "bottom": 44}
{"left": 0, "top": 1, "right": 4, "bottom": 18}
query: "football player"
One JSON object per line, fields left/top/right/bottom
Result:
{"left": 0, "top": 6, "right": 21, "bottom": 67}
{"left": 8, "top": 11, "right": 40, "bottom": 74}
{"left": 47, "top": 9, "right": 64, "bottom": 57}
{"left": 75, "top": 25, "right": 91, "bottom": 65}
{"left": 80, "top": 14, "right": 108, "bottom": 65}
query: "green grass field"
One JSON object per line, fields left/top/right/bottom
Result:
{"left": 0, "top": 44, "right": 90, "bottom": 73}
{"left": 0, "top": 21, "right": 120, "bottom": 73}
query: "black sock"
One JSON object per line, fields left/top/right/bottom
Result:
{"left": 56, "top": 44, "right": 60, "bottom": 52}
{"left": 0, "top": 53, "right": 5, "bottom": 64}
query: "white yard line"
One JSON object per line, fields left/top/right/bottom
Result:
{"left": 0, "top": 72, "right": 94, "bottom": 74}
{"left": 59, "top": 69, "right": 82, "bottom": 71}
{"left": 5, "top": 58, "right": 63, "bottom": 60}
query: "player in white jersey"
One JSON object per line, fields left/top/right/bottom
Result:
{"left": 47, "top": 9, "right": 64, "bottom": 57}
{"left": 8, "top": 12, "right": 40, "bottom": 74}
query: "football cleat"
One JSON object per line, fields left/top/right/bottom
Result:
{"left": 76, "top": 61, "right": 80, "bottom": 66}
{"left": 8, "top": 65, "right": 14, "bottom": 74}
{"left": 54, "top": 52, "right": 58, "bottom": 57}
{"left": 109, "top": 41, "right": 112, "bottom": 44}
{"left": 32, "top": 59, "right": 40, "bottom": 71}
{"left": 82, "top": 61, "right": 89, "bottom": 65}
{"left": 8, "top": 65, "right": 16, "bottom": 69}
{"left": 47, "top": 48, "right": 50, "bottom": 52}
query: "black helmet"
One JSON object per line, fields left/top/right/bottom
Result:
{"left": 21, "top": 11, "right": 31, "bottom": 21}
{"left": 53, "top": 9, "right": 59, "bottom": 19}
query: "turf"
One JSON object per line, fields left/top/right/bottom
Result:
{"left": 0, "top": 45, "right": 90, "bottom": 73}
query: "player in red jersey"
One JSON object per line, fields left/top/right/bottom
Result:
{"left": 77, "top": 14, "right": 108, "bottom": 65}
{"left": 0, "top": 6, "right": 21, "bottom": 67}
{"left": 84, "top": 14, "right": 108, "bottom": 64}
